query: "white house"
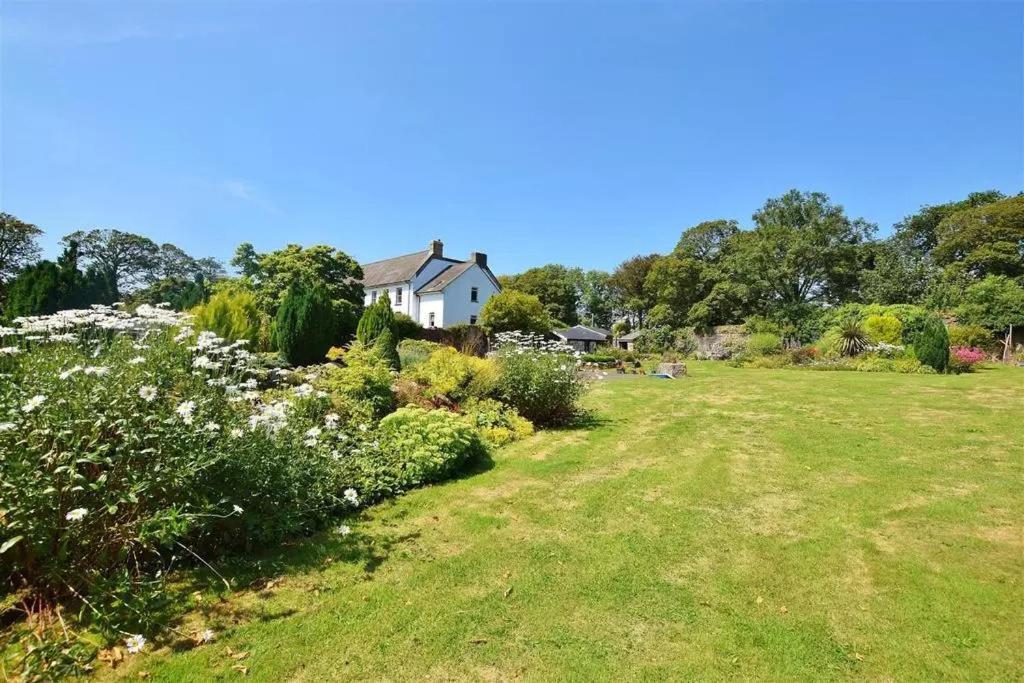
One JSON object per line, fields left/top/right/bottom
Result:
{"left": 360, "top": 240, "right": 501, "bottom": 328}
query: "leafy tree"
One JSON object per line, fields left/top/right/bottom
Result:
{"left": 578, "top": 270, "right": 616, "bottom": 328}
{"left": 644, "top": 254, "right": 703, "bottom": 327}
{"left": 2, "top": 242, "right": 114, "bottom": 319}
{"left": 0, "top": 213, "right": 42, "bottom": 299}
{"left": 956, "top": 275, "right": 1024, "bottom": 361}
{"left": 275, "top": 280, "right": 337, "bottom": 366}
{"left": 893, "top": 190, "right": 1005, "bottom": 254}
{"left": 500, "top": 264, "right": 582, "bottom": 325}
{"left": 860, "top": 239, "right": 936, "bottom": 305}
{"left": 609, "top": 254, "right": 659, "bottom": 326}
{"left": 479, "top": 290, "right": 551, "bottom": 334}
{"left": 129, "top": 277, "right": 208, "bottom": 311}
{"left": 933, "top": 195, "right": 1024, "bottom": 279}
{"left": 727, "top": 190, "right": 875, "bottom": 310}
{"left": 674, "top": 219, "right": 739, "bottom": 260}
{"left": 231, "top": 242, "right": 262, "bottom": 277}
{"left": 61, "top": 229, "right": 161, "bottom": 296}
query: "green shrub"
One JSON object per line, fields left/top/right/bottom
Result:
{"left": 747, "top": 332, "right": 783, "bottom": 357}
{"left": 0, "top": 311, "right": 361, "bottom": 641}
{"left": 356, "top": 291, "right": 396, "bottom": 346}
{"left": 634, "top": 326, "right": 674, "bottom": 354}
{"left": 913, "top": 316, "right": 950, "bottom": 372}
{"left": 374, "top": 326, "right": 401, "bottom": 369}
{"left": 398, "top": 338, "right": 440, "bottom": 370}
{"left": 375, "top": 407, "right": 485, "bottom": 487}
{"left": 191, "top": 288, "right": 267, "bottom": 349}
{"left": 580, "top": 353, "right": 617, "bottom": 365}
{"left": 408, "top": 346, "right": 499, "bottom": 403}
{"left": 393, "top": 312, "right": 422, "bottom": 340}
{"left": 863, "top": 314, "right": 903, "bottom": 345}
{"left": 948, "top": 324, "right": 995, "bottom": 351}
{"left": 479, "top": 290, "right": 552, "bottom": 334}
{"left": 495, "top": 347, "right": 585, "bottom": 426}
{"left": 275, "top": 281, "right": 337, "bottom": 366}
{"left": 459, "top": 397, "right": 534, "bottom": 447}
{"left": 314, "top": 343, "right": 395, "bottom": 422}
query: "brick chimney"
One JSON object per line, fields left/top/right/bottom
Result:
{"left": 429, "top": 239, "right": 444, "bottom": 257}
{"left": 470, "top": 252, "right": 487, "bottom": 268}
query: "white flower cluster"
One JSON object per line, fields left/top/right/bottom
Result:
{"left": 493, "top": 331, "right": 578, "bottom": 356}
{"left": 3, "top": 304, "right": 190, "bottom": 344}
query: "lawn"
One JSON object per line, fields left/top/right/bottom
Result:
{"left": 113, "top": 362, "right": 1023, "bottom": 680}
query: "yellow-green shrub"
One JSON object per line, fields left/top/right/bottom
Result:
{"left": 459, "top": 397, "right": 534, "bottom": 447}
{"left": 408, "top": 346, "right": 499, "bottom": 402}
{"left": 864, "top": 314, "right": 903, "bottom": 344}
{"left": 191, "top": 288, "right": 269, "bottom": 350}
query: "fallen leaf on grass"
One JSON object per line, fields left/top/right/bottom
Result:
{"left": 503, "top": 587, "right": 513, "bottom": 598}
{"left": 779, "top": 606, "right": 788, "bottom": 614}
{"left": 469, "top": 638, "right": 488, "bottom": 645}
{"left": 232, "top": 664, "right": 250, "bottom": 675}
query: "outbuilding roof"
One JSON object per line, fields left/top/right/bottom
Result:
{"left": 617, "top": 330, "right": 641, "bottom": 341}
{"left": 554, "top": 325, "right": 611, "bottom": 342}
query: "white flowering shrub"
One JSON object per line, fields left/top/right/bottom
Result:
{"left": 0, "top": 307, "right": 362, "bottom": 638}
{"left": 493, "top": 333, "right": 586, "bottom": 426}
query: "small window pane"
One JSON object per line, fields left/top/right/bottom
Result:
{"left": 470, "top": 315, "right": 478, "bottom": 325}
{"left": 395, "top": 287, "right": 403, "bottom": 305}
{"left": 470, "top": 287, "right": 479, "bottom": 303}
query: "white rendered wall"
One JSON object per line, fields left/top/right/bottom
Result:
{"left": 418, "top": 292, "right": 445, "bottom": 328}
{"left": 438, "top": 264, "right": 499, "bottom": 327}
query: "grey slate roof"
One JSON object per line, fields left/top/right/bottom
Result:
{"left": 416, "top": 261, "right": 475, "bottom": 294}
{"left": 554, "top": 325, "right": 610, "bottom": 342}
{"left": 618, "top": 330, "right": 641, "bottom": 341}
{"left": 360, "top": 250, "right": 441, "bottom": 287}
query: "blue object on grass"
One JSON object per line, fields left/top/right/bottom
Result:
{"left": 650, "top": 373, "right": 674, "bottom": 379}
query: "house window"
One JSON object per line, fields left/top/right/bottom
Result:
{"left": 470, "top": 287, "right": 478, "bottom": 303}
{"left": 395, "top": 287, "right": 402, "bottom": 305}
{"left": 371, "top": 290, "right": 377, "bottom": 304}
{"left": 470, "top": 315, "right": 478, "bottom": 325}
{"left": 428, "top": 312, "right": 436, "bottom": 327}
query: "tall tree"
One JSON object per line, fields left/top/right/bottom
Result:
{"left": 0, "top": 213, "right": 43, "bottom": 298}
{"left": 61, "top": 229, "right": 160, "bottom": 296}
{"left": 609, "top": 254, "right": 659, "bottom": 326}
{"left": 933, "top": 194, "right": 1024, "bottom": 279}
{"left": 500, "top": 264, "right": 582, "bottom": 325}
{"left": 578, "top": 270, "right": 616, "bottom": 328}
{"left": 893, "top": 190, "right": 1005, "bottom": 254}
{"left": 860, "top": 239, "right": 935, "bottom": 305}
{"left": 728, "top": 190, "right": 875, "bottom": 309}
{"left": 3, "top": 241, "right": 114, "bottom": 319}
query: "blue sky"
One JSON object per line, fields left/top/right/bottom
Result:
{"left": 2, "top": 1, "right": 1021, "bottom": 275}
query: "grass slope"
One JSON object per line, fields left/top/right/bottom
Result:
{"left": 115, "top": 363, "right": 1023, "bottom": 680}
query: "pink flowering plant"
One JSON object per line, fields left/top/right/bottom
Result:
{"left": 948, "top": 346, "right": 987, "bottom": 373}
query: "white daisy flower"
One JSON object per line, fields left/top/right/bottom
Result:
{"left": 176, "top": 400, "right": 195, "bottom": 425}
{"left": 198, "top": 628, "right": 215, "bottom": 643}
{"left": 128, "top": 356, "right": 147, "bottom": 365}
{"left": 138, "top": 385, "right": 158, "bottom": 402}
{"left": 65, "top": 507, "right": 88, "bottom": 522}
{"left": 343, "top": 488, "right": 360, "bottom": 506}
{"left": 335, "top": 524, "right": 352, "bottom": 536}
{"left": 232, "top": 504, "right": 244, "bottom": 514}
{"left": 0, "top": 422, "right": 15, "bottom": 432}
{"left": 83, "top": 366, "right": 109, "bottom": 376}
{"left": 21, "top": 395, "right": 46, "bottom": 413}
{"left": 125, "top": 634, "right": 146, "bottom": 654}
{"left": 230, "top": 427, "right": 244, "bottom": 438}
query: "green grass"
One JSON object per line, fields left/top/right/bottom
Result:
{"left": 113, "top": 363, "right": 1023, "bottom": 680}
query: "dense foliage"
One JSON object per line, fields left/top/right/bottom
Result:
{"left": 493, "top": 332, "right": 586, "bottom": 426}
{"left": 479, "top": 290, "right": 552, "bottom": 334}
{"left": 275, "top": 280, "right": 338, "bottom": 366}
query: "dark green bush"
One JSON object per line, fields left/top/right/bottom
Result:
{"left": 913, "top": 316, "right": 950, "bottom": 372}
{"left": 374, "top": 326, "right": 401, "bottom": 370}
{"left": 393, "top": 312, "right": 422, "bottom": 340}
{"left": 356, "top": 291, "right": 396, "bottom": 346}
{"left": 275, "top": 280, "right": 337, "bottom": 365}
